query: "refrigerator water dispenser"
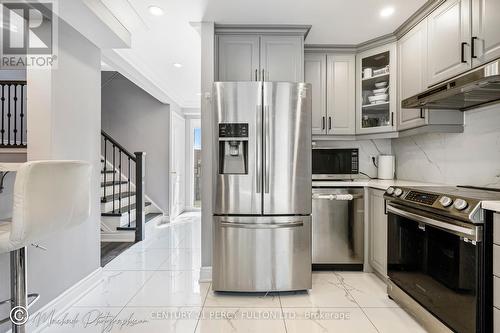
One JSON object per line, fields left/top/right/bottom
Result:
{"left": 218, "top": 123, "right": 248, "bottom": 174}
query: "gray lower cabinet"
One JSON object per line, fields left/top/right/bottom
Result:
{"left": 472, "top": 0, "right": 500, "bottom": 67}
{"left": 368, "top": 188, "right": 387, "bottom": 277}
{"left": 305, "top": 52, "right": 355, "bottom": 136}
{"left": 427, "top": 0, "right": 472, "bottom": 86}
{"left": 216, "top": 34, "right": 303, "bottom": 82}
{"left": 495, "top": 307, "right": 500, "bottom": 333}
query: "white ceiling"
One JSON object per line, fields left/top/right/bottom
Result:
{"left": 106, "top": 0, "right": 427, "bottom": 108}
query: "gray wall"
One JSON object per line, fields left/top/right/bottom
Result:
{"left": 0, "top": 20, "right": 101, "bottom": 332}
{"left": 393, "top": 104, "right": 500, "bottom": 188}
{"left": 101, "top": 72, "right": 174, "bottom": 213}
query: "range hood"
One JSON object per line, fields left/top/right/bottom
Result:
{"left": 402, "top": 59, "right": 500, "bottom": 111}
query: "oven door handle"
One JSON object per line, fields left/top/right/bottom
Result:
{"left": 387, "top": 204, "right": 482, "bottom": 242}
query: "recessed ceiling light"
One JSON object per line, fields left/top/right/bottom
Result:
{"left": 148, "top": 6, "right": 164, "bottom": 16}
{"left": 173, "top": 63, "right": 183, "bottom": 68}
{"left": 380, "top": 6, "right": 395, "bottom": 18}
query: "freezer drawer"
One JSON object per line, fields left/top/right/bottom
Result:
{"left": 312, "top": 188, "right": 364, "bottom": 266}
{"left": 213, "top": 215, "right": 312, "bottom": 292}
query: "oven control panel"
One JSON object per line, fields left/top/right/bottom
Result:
{"left": 383, "top": 186, "right": 486, "bottom": 224}
{"left": 405, "top": 191, "right": 440, "bottom": 206}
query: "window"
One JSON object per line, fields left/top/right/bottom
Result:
{"left": 193, "top": 127, "right": 201, "bottom": 208}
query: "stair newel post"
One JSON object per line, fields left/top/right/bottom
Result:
{"left": 112, "top": 144, "right": 116, "bottom": 212}
{"left": 134, "top": 152, "right": 146, "bottom": 242}
{"left": 127, "top": 156, "right": 131, "bottom": 227}
{"left": 118, "top": 152, "right": 122, "bottom": 212}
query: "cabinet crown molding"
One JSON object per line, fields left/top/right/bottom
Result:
{"left": 214, "top": 24, "right": 311, "bottom": 38}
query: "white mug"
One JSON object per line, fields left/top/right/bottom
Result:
{"left": 363, "top": 68, "right": 373, "bottom": 79}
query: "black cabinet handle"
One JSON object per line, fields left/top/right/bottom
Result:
{"left": 255, "top": 69, "right": 258, "bottom": 81}
{"left": 391, "top": 112, "right": 394, "bottom": 127}
{"left": 420, "top": 109, "right": 425, "bottom": 119}
{"left": 322, "top": 117, "right": 325, "bottom": 130}
{"left": 461, "top": 42, "right": 468, "bottom": 63}
{"left": 262, "top": 69, "right": 265, "bottom": 82}
{"left": 471, "top": 37, "right": 478, "bottom": 59}
{"left": 328, "top": 117, "right": 332, "bottom": 130}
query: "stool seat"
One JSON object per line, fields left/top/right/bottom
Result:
{"left": 0, "top": 160, "right": 92, "bottom": 333}
{"left": 0, "top": 161, "right": 92, "bottom": 256}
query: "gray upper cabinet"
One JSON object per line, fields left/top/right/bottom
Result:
{"left": 398, "top": 19, "right": 428, "bottom": 131}
{"left": 305, "top": 53, "right": 327, "bottom": 135}
{"left": 217, "top": 35, "right": 260, "bottom": 81}
{"left": 427, "top": 0, "right": 471, "bottom": 86}
{"left": 216, "top": 32, "right": 305, "bottom": 82}
{"left": 305, "top": 52, "right": 355, "bottom": 136}
{"left": 326, "top": 54, "right": 355, "bottom": 135}
{"left": 472, "top": 0, "right": 500, "bottom": 67}
{"left": 261, "top": 36, "right": 304, "bottom": 82}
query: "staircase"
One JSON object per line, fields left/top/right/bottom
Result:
{"left": 100, "top": 131, "right": 163, "bottom": 242}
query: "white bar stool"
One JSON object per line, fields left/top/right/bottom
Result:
{"left": 0, "top": 161, "right": 92, "bottom": 333}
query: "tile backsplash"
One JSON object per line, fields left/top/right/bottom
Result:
{"left": 392, "top": 104, "right": 500, "bottom": 188}
{"left": 313, "top": 139, "right": 392, "bottom": 178}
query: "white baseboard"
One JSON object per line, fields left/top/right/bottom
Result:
{"left": 199, "top": 266, "right": 212, "bottom": 283}
{"left": 22, "top": 267, "right": 103, "bottom": 333}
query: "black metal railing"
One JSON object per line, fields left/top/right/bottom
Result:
{"left": 0, "top": 81, "right": 27, "bottom": 148}
{"left": 101, "top": 130, "right": 145, "bottom": 242}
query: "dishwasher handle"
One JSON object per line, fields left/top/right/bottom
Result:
{"left": 312, "top": 193, "right": 362, "bottom": 201}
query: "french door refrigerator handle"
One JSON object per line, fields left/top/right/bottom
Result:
{"left": 264, "top": 105, "right": 270, "bottom": 193}
{"left": 256, "top": 105, "right": 262, "bottom": 193}
{"left": 220, "top": 221, "right": 303, "bottom": 229}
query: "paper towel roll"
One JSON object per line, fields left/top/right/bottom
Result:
{"left": 378, "top": 155, "right": 395, "bottom": 180}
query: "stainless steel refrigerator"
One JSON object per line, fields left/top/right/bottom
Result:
{"left": 212, "top": 81, "right": 312, "bottom": 292}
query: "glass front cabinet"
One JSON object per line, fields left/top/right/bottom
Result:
{"left": 356, "top": 43, "right": 397, "bottom": 134}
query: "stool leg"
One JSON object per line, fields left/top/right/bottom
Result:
{"left": 11, "top": 247, "right": 27, "bottom": 333}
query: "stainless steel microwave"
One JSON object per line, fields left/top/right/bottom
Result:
{"left": 312, "top": 148, "right": 359, "bottom": 180}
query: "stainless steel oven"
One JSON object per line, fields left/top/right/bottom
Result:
{"left": 312, "top": 148, "right": 358, "bottom": 180}
{"left": 384, "top": 186, "right": 495, "bottom": 333}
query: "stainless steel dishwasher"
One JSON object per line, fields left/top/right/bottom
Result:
{"left": 312, "top": 187, "right": 364, "bottom": 270}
